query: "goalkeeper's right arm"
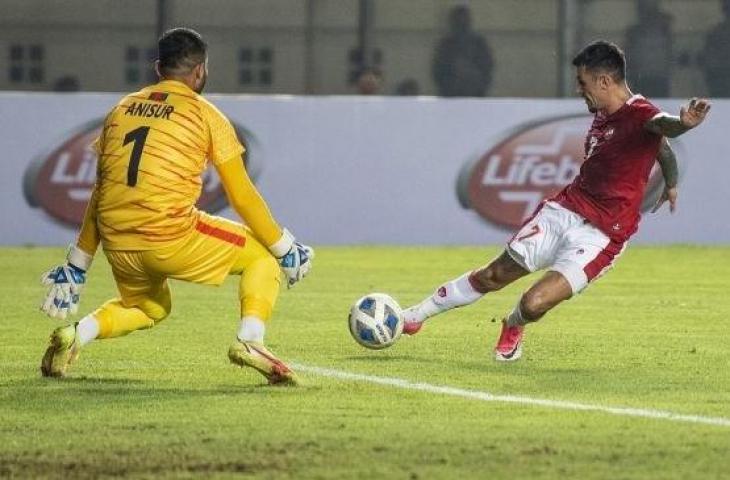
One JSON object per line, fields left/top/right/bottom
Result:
{"left": 74, "top": 184, "right": 100, "bottom": 267}
{"left": 40, "top": 184, "right": 98, "bottom": 319}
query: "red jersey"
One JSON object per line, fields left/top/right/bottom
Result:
{"left": 553, "top": 95, "right": 662, "bottom": 241}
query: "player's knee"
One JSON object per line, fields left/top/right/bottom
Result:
{"left": 246, "top": 253, "right": 279, "bottom": 279}
{"left": 140, "top": 295, "right": 172, "bottom": 325}
{"left": 471, "top": 267, "right": 506, "bottom": 293}
{"left": 247, "top": 255, "right": 281, "bottom": 288}
{"left": 261, "top": 254, "right": 280, "bottom": 277}
{"left": 519, "top": 291, "right": 550, "bottom": 321}
{"left": 146, "top": 305, "right": 171, "bottom": 325}
{"left": 152, "top": 304, "right": 172, "bottom": 324}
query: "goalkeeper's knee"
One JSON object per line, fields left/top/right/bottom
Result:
{"left": 138, "top": 297, "right": 172, "bottom": 325}
{"left": 135, "top": 284, "right": 172, "bottom": 325}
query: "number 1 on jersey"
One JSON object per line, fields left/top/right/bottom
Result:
{"left": 123, "top": 126, "right": 150, "bottom": 187}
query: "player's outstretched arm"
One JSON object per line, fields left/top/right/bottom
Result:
{"left": 644, "top": 98, "right": 711, "bottom": 138}
{"left": 215, "top": 156, "right": 313, "bottom": 288}
{"left": 651, "top": 138, "right": 679, "bottom": 214}
{"left": 40, "top": 186, "right": 98, "bottom": 319}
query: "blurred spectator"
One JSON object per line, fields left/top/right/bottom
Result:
{"left": 624, "top": 0, "right": 673, "bottom": 97}
{"left": 700, "top": 0, "right": 730, "bottom": 97}
{"left": 432, "top": 5, "right": 493, "bottom": 97}
{"left": 53, "top": 75, "right": 80, "bottom": 92}
{"left": 356, "top": 67, "right": 382, "bottom": 95}
{"left": 394, "top": 78, "right": 420, "bottom": 96}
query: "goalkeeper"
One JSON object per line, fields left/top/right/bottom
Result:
{"left": 39, "top": 27, "right": 312, "bottom": 385}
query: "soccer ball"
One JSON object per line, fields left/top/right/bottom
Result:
{"left": 348, "top": 293, "right": 404, "bottom": 350}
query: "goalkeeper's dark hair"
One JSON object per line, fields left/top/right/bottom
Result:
{"left": 158, "top": 27, "right": 207, "bottom": 76}
{"left": 572, "top": 40, "right": 626, "bottom": 82}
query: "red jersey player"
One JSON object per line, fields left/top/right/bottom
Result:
{"left": 401, "top": 40, "right": 711, "bottom": 361}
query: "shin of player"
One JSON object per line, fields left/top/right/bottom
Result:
{"left": 402, "top": 251, "right": 530, "bottom": 334}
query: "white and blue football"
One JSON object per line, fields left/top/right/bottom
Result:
{"left": 348, "top": 293, "right": 404, "bottom": 350}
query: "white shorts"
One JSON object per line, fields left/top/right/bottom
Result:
{"left": 506, "top": 201, "right": 628, "bottom": 294}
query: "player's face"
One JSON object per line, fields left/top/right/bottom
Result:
{"left": 575, "top": 67, "right": 601, "bottom": 113}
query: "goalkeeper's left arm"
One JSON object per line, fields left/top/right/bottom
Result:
{"left": 40, "top": 184, "right": 99, "bottom": 319}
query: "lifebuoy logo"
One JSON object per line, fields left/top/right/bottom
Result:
{"left": 456, "top": 114, "right": 676, "bottom": 230}
{"left": 23, "top": 119, "right": 261, "bottom": 228}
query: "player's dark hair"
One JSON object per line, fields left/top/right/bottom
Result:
{"left": 157, "top": 27, "right": 207, "bottom": 76}
{"left": 572, "top": 40, "right": 626, "bottom": 82}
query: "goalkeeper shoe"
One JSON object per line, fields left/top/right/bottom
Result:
{"left": 228, "top": 340, "right": 298, "bottom": 386}
{"left": 494, "top": 320, "right": 524, "bottom": 362}
{"left": 401, "top": 306, "right": 424, "bottom": 336}
{"left": 41, "top": 324, "right": 80, "bottom": 378}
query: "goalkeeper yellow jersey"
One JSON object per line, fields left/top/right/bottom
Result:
{"left": 93, "top": 80, "right": 244, "bottom": 250}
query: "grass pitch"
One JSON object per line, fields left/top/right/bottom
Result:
{"left": 1, "top": 245, "right": 729, "bottom": 479}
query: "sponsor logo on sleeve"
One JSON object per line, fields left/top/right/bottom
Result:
{"left": 23, "top": 119, "right": 261, "bottom": 228}
{"left": 456, "top": 114, "right": 684, "bottom": 230}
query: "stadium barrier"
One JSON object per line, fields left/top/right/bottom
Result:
{"left": 2, "top": 93, "right": 728, "bottom": 245}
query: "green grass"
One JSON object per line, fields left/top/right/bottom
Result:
{"left": 1, "top": 245, "right": 730, "bottom": 479}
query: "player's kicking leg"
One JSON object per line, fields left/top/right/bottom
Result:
{"left": 402, "top": 251, "right": 528, "bottom": 334}
{"left": 494, "top": 270, "right": 572, "bottom": 361}
{"left": 404, "top": 200, "right": 622, "bottom": 362}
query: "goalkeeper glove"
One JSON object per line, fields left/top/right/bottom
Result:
{"left": 40, "top": 245, "right": 93, "bottom": 320}
{"left": 269, "top": 229, "right": 314, "bottom": 288}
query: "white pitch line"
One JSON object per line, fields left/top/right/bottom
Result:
{"left": 291, "top": 363, "right": 730, "bottom": 428}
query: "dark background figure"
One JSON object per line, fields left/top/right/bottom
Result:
{"left": 624, "top": 0, "right": 673, "bottom": 97}
{"left": 394, "top": 78, "right": 420, "bottom": 96}
{"left": 53, "top": 75, "right": 80, "bottom": 92}
{"left": 356, "top": 67, "right": 383, "bottom": 95}
{"left": 432, "top": 5, "right": 494, "bottom": 97}
{"left": 701, "top": 0, "right": 730, "bottom": 97}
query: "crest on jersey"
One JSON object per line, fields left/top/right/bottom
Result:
{"left": 456, "top": 114, "right": 684, "bottom": 230}
{"left": 148, "top": 92, "right": 169, "bottom": 102}
{"left": 23, "top": 119, "right": 262, "bottom": 228}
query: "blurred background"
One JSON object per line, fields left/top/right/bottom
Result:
{"left": 1, "top": 0, "right": 728, "bottom": 98}
{"left": 3, "top": 0, "right": 730, "bottom": 247}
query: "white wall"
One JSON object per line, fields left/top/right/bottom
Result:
{"left": 3, "top": 93, "right": 728, "bottom": 246}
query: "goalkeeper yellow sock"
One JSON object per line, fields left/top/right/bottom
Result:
{"left": 238, "top": 255, "right": 280, "bottom": 321}
{"left": 234, "top": 255, "right": 280, "bottom": 343}
{"left": 94, "top": 300, "right": 156, "bottom": 339}
{"left": 227, "top": 231, "right": 281, "bottom": 343}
